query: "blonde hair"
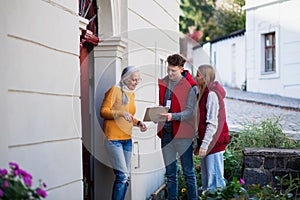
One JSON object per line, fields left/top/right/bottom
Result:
{"left": 197, "top": 64, "right": 215, "bottom": 96}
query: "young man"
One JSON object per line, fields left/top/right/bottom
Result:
{"left": 157, "top": 54, "right": 198, "bottom": 200}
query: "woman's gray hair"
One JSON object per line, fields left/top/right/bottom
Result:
{"left": 120, "top": 66, "right": 139, "bottom": 104}
{"left": 121, "top": 66, "right": 139, "bottom": 82}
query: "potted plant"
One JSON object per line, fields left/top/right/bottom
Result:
{"left": 0, "top": 162, "right": 47, "bottom": 199}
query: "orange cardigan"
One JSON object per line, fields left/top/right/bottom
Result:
{"left": 100, "top": 86, "right": 139, "bottom": 140}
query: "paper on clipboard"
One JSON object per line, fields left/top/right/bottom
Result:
{"left": 143, "top": 106, "right": 169, "bottom": 122}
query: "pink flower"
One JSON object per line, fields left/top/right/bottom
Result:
{"left": 239, "top": 178, "right": 245, "bottom": 185}
{"left": 2, "top": 180, "right": 9, "bottom": 188}
{"left": 0, "top": 169, "right": 7, "bottom": 176}
{"left": 36, "top": 188, "right": 47, "bottom": 198}
{"left": 23, "top": 176, "right": 32, "bottom": 187}
{"left": 1, "top": 162, "right": 48, "bottom": 199}
{"left": 20, "top": 169, "right": 33, "bottom": 179}
{"left": 12, "top": 169, "right": 21, "bottom": 176}
{"left": 9, "top": 162, "right": 19, "bottom": 170}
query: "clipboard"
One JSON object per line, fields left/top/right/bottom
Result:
{"left": 143, "top": 107, "right": 169, "bottom": 122}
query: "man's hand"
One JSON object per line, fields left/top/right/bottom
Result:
{"left": 160, "top": 113, "right": 172, "bottom": 121}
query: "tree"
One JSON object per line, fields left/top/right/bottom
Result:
{"left": 180, "top": 0, "right": 245, "bottom": 42}
{"left": 179, "top": 0, "right": 216, "bottom": 34}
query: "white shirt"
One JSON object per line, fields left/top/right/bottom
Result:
{"left": 200, "top": 91, "right": 219, "bottom": 150}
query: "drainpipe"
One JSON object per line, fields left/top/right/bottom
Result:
{"left": 244, "top": 31, "right": 247, "bottom": 91}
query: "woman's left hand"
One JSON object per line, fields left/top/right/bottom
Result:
{"left": 198, "top": 148, "right": 207, "bottom": 157}
{"left": 139, "top": 122, "right": 148, "bottom": 132}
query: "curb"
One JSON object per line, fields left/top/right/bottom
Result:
{"left": 226, "top": 96, "right": 300, "bottom": 112}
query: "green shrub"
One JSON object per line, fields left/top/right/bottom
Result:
{"left": 234, "top": 117, "right": 300, "bottom": 150}
{"left": 225, "top": 117, "right": 300, "bottom": 179}
{"left": 199, "top": 177, "right": 248, "bottom": 200}
{"left": 224, "top": 148, "right": 242, "bottom": 181}
{"left": 247, "top": 174, "right": 300, "bottom": 199}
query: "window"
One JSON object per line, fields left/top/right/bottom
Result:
{"left": 159, "top": 58, "right": 167, "bottom": 78}
{"left": 264, "top": 32, "right": 276, "bottom": 72}
{"left": 79, "top": 0, "right": 98, "bottom": 36}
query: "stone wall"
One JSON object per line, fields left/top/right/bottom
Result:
{"left": 242, "top": 148, "right": 300, "bottom": 187}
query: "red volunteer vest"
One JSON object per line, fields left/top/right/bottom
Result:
{"left": 157, "top": 76, "right": 197, "bottom": 138}
{"left": 198, "top": 86, "right": 230, "bottom": 155}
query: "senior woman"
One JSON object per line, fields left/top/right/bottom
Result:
{"left": 100, "top": 66, "right": 147, "bottom": 200}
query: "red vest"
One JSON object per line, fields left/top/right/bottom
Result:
{"left": 198, "top": 86, "right": 230, "bottom": 155}
{"left": 157, "top": 76, "right": 197, "bottom": 138}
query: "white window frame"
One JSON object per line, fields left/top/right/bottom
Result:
{"left": 157, "top": 55, "right": 167, "bottom": 79}
{"left": 258, "top": 26, "right": 280, "bottom": 79}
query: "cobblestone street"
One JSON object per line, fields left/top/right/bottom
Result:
{"left": 224, "top": 88, "right": 300, "bottom": 140}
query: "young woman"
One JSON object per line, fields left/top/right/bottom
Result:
{"left": 100, "top": 66, "right": 147, "bottom": 200}
{"left": 194, "top": 64, "right": 230, "bottom": 192}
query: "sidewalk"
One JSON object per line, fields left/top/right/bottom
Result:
{"left": 224, "top": 87, "right": 300, "bottom": 140}
{"left": 224, "top": 87, "right": 300, "bottom": 111}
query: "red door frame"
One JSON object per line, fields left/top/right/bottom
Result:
{"left": 79, "top": 0, "right": 99, "bottom": 199}
{"left": 80, "top": 30, "right": 99, "bottom": 200}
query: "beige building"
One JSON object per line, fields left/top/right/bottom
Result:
{"left": 1, "top": 0, "right": 181, "bottom": 199}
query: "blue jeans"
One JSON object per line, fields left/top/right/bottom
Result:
{"left": 161, "top": 128, "right": 198, "bottom": 200}
{"left": 201, "top": 151, "right": 226, "bottom": 191}
{"left": 104, "top": 138, "right": 132, "bottom": 200}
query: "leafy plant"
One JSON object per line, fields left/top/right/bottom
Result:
{"left": 199, "top": 177, "right": 248, "bottom": 200}
{"left": 234, "top": 117, "right": 300, "bottom": 150}
{"left": 0, "top": 162, "right": 47, "bottom": 199}
{"left": 224, "top": 148, "right": 242, "bottom": 181}
{"left": 224, "top": 117, "right": 300, "bottom": 188}
{"left": 247, "top": 174, "right": 300, "bottom": 199}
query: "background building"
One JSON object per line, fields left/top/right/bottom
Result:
{"left": 244, "top": 0, "right": 300, "bottom": 99}
{"left": 193, "top": 0, "right": 300, "bottom": 99}
{"left": 193, "top": 30, "right": 245, "bottom": 89}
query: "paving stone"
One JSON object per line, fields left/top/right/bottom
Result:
{"left": 224, "top": 87, "right": 300, "bottom": 140}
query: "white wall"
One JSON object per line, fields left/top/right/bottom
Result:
{"left": 127, "top": 0, "right": 180, "bottom": 199}
{"left": 245, "top": 0, "right": 300, "bottom": 99}
{"left": 211, "top": 36, "right": 246, "bottom": 88}
{"left": 93, "top": 0, "right": 181, "bottom": 199}
{"left": 0, "top": 1, "right": 83, "bottom": 199}
{"left": 193, "top": 34, "right": 246, "bottom": 89}
{"left": 193, "top": 43, "right": 211, "bottom": 69}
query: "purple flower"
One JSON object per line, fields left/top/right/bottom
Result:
{"left": 239, "top": 178, "right": 245, "bottom": 185}
{"left": 2, "top": 180, "right": 9, "bottom": 188}
{"left": 0, "top": 169, "right": 8, "bottom": 176}
{"left": 20, "top": 169, "right": 33, "bottom": 179}
{"left": 12, "top": 169, "right": 21, "bottom": 176}
{"left": 9, "top": 162, "right": 19, "bottom": 170}
{"left": 2, "top": 162, "right": 47, "bottom": 199}
{"left": 23, "top": 176, "right": 32, "bottom": 187}
{"left": 36, "top": 188, "right": 47, "bottom": 198}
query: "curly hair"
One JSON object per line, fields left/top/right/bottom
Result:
{"left": 167, "top": 54, "right": 186, "bottom": 67}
